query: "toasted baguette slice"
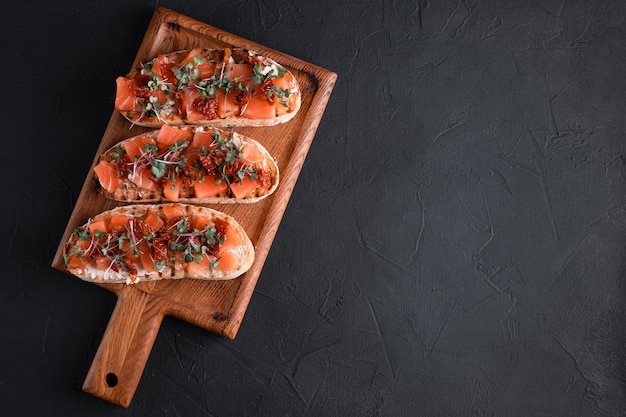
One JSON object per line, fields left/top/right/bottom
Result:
{"left": 93, "top": 125, "right": 279, "bottom": 204}
{"left": 63, "top": 204, "right": 254, "bottom": 284}
{"left": 115, "top": 48, "right": 301, "bottom": 128}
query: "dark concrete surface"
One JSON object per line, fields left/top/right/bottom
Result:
{"left": 2, "top": 0, "right": 626, "bottom": 415}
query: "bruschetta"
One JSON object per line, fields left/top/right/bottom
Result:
{"left": 63, "top": 204, "right": 255, "bottom": 284}
{"left": 93, "top": 125, "right": 279, "bottom": 203}
{"left": 115, "top": 48, "right": 301, "bottom": 127}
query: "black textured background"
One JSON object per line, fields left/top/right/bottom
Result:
{"left": 2, "top": 0, "right": 626, "bottom": 415}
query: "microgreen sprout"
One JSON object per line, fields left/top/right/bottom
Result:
{"left": 109, "top": 146, "right": 126, "bottom": 160}
{"left": 265, "top": 85, "right": 291, "bottom": 106}
{"left": 153, "top": 260, "right": 166, "bottom": 271}
{"left": 129, "top": 139, "right": 190, "bottom": 181}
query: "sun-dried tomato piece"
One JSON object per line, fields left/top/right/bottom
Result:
{"left": 152, "top": 238, "right": 168, "bottom": 262}
{"left": 113, "top": 155, "right": 132, "bottom": 178}
{"left": 257, "top": 169, "right": 272, "bottom": 189}
{"left": 192, "top": 96, "right": 218, "bottom": 119}
{"left": 123, "top": 256, "right": 138, "bottom": 275}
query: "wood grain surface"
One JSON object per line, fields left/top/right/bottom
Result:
{"left": 50, "top": 7, "right": 336, "bottom": 407}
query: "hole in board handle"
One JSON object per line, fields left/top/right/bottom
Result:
{"left": 105, "top": 373, "right": 119, "bottom": 387}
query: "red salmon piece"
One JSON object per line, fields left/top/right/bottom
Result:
{"left": 88, "top": 219, "right": 109, "bottom": 235}
{"left": 179, "top": 49, "right": 216, "bottom": 78}
{"left": 217, "top": 251, "right": 239, "bottom": 272}
{"left": 115, "top": 77, "right": 138, "bottom": 111}
{"left": 157, "top": 124, "right": 192, "bottom": 146}
{"left": 131, "top": 168, "right": 159, "bottom": 191}
{"left": 224, "top": 63, "right": 252, "bottom": 84}
{"left": 191, "top": 130, "right": 215, "bottom": 148}
{"left": 93, "top": 160, "right": 120, "bottom": 193}
{"left": 68, "top": 254, "right": 88, "bottom": 269}
{"left": 194, "top": 175, "right": 228, "bottom": 198}
{"left": 162, "top": 204, "right": 186, "bottom": 220}
{"left": 186, "top": 254, "right": 215, "bottom": 276}
{"left": 272, "top": 75, "right": 294, "bottom": 116}
{"left": 190, "top": 215, "right": 211, "bottom": 230}
{"left": 122, "top": 136, "right": 154, "bottom": 160}
{"left": 108, "top": 214, "right": 132, "bottom": 232}
{"left": 142, "top": 210, "right": 164, "bottom": 234}
{"left": 241, "top": 93, "right": 275, "bottom": 119}
{"left": 240, "top": 143, "right": 264, "bottom": 164}
{"left": 215, "top": 89, "right": 240, "bottom": 118}
{"left": 94, "top": 256, "right": 113, "bottom": 271}
{"left": 163, "top": 177, "right": 181, "bottom": 202}
{"left": 152, "top": 54, "right": 177, "bottom": 84}
{"left": 136, "top": 240, "right": 154, "bottom": 273}
{"left": 220, "top": 225, "right": 244, "bottom": 251}
{"left": 229, "top": 176, "right": 258, "bottom": 199}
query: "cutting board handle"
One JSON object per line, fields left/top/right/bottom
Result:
{"left": 82, "top": 287, "right": 163, "bottom": 407}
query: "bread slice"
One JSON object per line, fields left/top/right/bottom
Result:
{"left": 115, "top": 48, "right": 301, "bottom": 127}
{"left": 63, "top": 204, "right": 254, "bottom": 284}
{"left": 93, "top": 125, "right": 279, "bottom": 204}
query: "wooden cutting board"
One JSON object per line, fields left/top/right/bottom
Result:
{"left": 51, "top": 7, "right": 336, "bottom": 407}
